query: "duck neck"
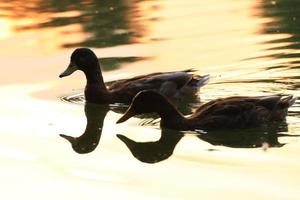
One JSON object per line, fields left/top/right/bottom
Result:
{"left": 158, "top": 103, "right": 188, "bottom": 130}
{"left": 83, "top": 63, "right": 115, "bottom": 103}
{"left": 84, "top": 63, "right": 107, "bottom": 90}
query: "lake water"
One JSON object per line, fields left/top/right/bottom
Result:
{"left": 0, "top": 0, "right": 300, "bottom": 199}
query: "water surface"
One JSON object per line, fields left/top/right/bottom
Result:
{"left": 0, "top": 0, "right": 300, "bottom": 199}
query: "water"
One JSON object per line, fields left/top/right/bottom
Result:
{"left": 1, "top": 0, "right": 300, "bottom": 199}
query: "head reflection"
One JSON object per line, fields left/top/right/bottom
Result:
{"left": 60, "top": 103, "right": 109, "bottom": 154}
{"left": 117, "top": 129, "right": 184, "bottom": 164}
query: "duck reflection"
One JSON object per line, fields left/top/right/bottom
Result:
{"left": 59, "top": 89, "right": 200, "bottom": 155}
{"left": 60, "top": 103, "right": 109, "bottom": 154}
{"left": 117, "top": 129, "right": 184, "bottom": 164}
{"left": 118, "top": 122, "right": 299, "bottom": 164}
{"left": 197, "top": 122, "right": 299, "bottom": 148}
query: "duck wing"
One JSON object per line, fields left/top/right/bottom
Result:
{"left": 107, "top": 69, "right": 197, "bottom": 91}
{"left": 106, "top": 72, "right": 166, "bottom": 90}
{"left": 191, "top": 95, "right": 295, "bottom": 129}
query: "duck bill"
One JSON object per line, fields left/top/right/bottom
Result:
{"left": 59, "top": 62, "right": 78, "bottom": 78}
{"left": 116, "top": 108, "right": 136, "bottom": 124}
{"left": 59, "top": 134, "right": 75, "bottom": 143}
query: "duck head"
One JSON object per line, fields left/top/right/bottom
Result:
{"left": 59, "top": 134, "right": 98, "bottom": 154}
{"left": 59, "top": 48, "right": 100, "bottom": 78}
{"left": 117, "top": 90, "right": 176, "bottom": 123}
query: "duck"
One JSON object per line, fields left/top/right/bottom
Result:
{"left": 59, "top": 48, "right": 210, "bottom": 104}
{"left": 116, "top": 90, "right": 296, "bottom": 131}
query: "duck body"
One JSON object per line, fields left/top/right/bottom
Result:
{"left": 185, "top": 95, "right": 295, "bottom": 130}
{"left": 85, "top": 69, "right": 208, "bottom": 104}
{"left": 59, "top": 48, "right": 209, "bottom": 104}
{"left": 117, "top": 90, "right": 296, "bottom": 131}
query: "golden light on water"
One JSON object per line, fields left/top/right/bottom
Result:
{"left": 0, "top": 3, "right": 87, "bottom": 56}
{"left": 0, "top": 19, "right": 13, "bottom": 39}
{"left": 116, "top": 0, "right": 294, "bottom": 82}
{"left": 0, "top": 0, "right": 300, "bottom": 199}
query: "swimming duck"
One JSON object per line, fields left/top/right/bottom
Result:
{"left": 117, "top": 90, "right": 296, "bottom": 130}
{"left": 59, "top": 48, "right": 209, "bottom": 104}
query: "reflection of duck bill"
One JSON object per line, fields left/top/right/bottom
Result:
{"left": 116, "top": 134, "right": 134, "bottom": 148}
{"left": 116, "top": 108, "right": 136, "bottom": 124}
{"left": 59, "top": 134, "right": 75, "bottom": 143}
{"left": 59, "top": 61, "right": 78, "bottom": 78}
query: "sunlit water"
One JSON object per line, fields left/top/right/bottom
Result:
{"left": 0, "top": 0, "right": 300, "bottom": 199}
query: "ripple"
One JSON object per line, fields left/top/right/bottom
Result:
{"left": 60, "top": 92, "right": 85, "bottom": 105}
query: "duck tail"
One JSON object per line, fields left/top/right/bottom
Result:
{"left": 268, "top": 95, "right": 297, "bottom": 110}
{"left": 182, "top": 68, "right": 197, "bottom": 73}
{"left": 289, "top": 97, "right": 297, "bottom": 107}
{"left": 257, "top": 94, "right": 295, "bottom": 110}
{"left": 189, "top": 74, "right": 210, "bottom": 88}
{"left": 280, "top": 95, "right": 297, "bottom": 107}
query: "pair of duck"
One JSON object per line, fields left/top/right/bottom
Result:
{"left": 60, "top": 48, "right": 296, "bottom": 131}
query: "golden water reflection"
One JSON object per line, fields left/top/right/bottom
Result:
{"left": 0, "top": 0, "right": 300, "bottom": 199}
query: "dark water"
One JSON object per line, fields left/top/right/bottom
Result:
{"left": 1, "top": 0, "right": 300, "bottom": 199}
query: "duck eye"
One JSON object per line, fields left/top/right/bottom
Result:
{"left": 79, "top": 56, "right": 86, "bottom": 63}
{"left": 76, "top": 56, "right": 89, "bottom": 66}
